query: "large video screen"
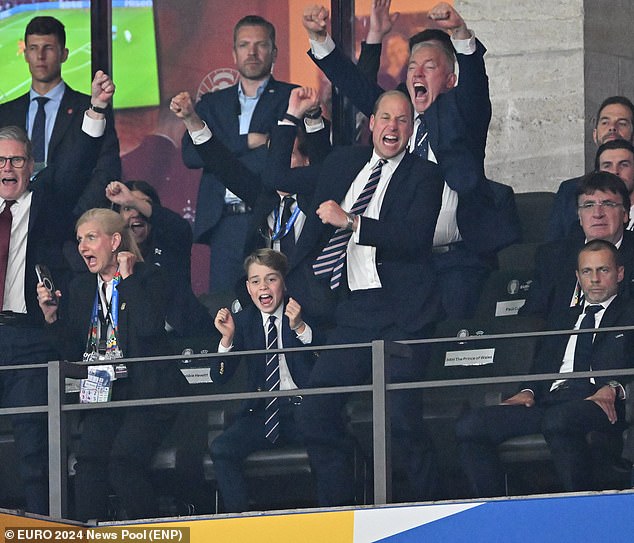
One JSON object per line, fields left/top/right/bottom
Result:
{"left": 0, "top": 0, "right": 160, "bottom": 109}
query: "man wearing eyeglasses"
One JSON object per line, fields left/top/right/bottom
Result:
{"left": 522, "top": 171, "right": 634, "bottom": 318}
{"left": 546, "top": 96, "right": 634, "bottom": 241}
{"left": 0, "top": 72, "right": 112, "bottom": 516}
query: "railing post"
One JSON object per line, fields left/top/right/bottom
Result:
{"left": 48, "top": 360, "right": 67, "bottom": 518}
{"left": 371, "top": 340, "right": 391, "bottom": 504}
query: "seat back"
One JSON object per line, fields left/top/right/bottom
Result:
{"left": 475, "top": 269, "right": 536, "bottom": 319}
{"left": 514, "top": 191, "right": 556, "bottom": 243}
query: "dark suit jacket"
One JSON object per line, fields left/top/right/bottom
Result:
{"left": 521, "top": 228, "right": 634, "bottom": 319}
{"left": 20, "top": 128, "right": 105, "bottom": 325}
{"left": 51, "top": 263, "right": 183, "bottom": 399}
{"left": 144, "top": 205, "right": 214, "bottom": 339}
{"left": 310, "top": 40, "right": 519, "bottom": 255}
{"left": 523, "top": 295, "right": 634, "bottom": 401}
{"left": 211, "top": 304, "right": 315, "bottom": 413}
{"left": 181, "top": 77, "right": 296, "bottom": 243}
{"left": 546, "top": 175, "right": 583, "bottom": 241}
{"left": 263, "top": 127, "right": 445, "bottom": 334}
{"left": 0, "top": 84, "right": 121, "bottom": 214}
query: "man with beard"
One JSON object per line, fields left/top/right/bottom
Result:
{"left": 181, "top": 15, "right": 296, "bottom": 298}
{"left": 105, "top": 180, "right": 214, "bottom": 341}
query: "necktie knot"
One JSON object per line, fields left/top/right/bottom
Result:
{"left": 3, "top": 200, "right": 16, "bottom": 213}
{"left": 34, "top": 96, "right": 50, "bottom": 108}
{"left": 268, "top": 315, "right": 276, "bottom": 327}
{"left": 584, "top": 305, "right": 602, "bottom": 318}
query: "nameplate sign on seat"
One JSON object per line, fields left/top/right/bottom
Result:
{"left": 180, "top": 367, "right": 213, "bottom": 384}
{"left": 445, "top": 348, "right": 495, "bottom": 366}
{"left": 495, "top": 299, "right": 526, "bottom": 317}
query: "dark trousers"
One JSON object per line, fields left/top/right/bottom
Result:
{"left": 209, "top": 401, "right": 303, "bottom": 513}
{"left": 432, "top": 244, "right": 492, "bottom": 319}
{"left": 73, "top": 407, "right": 167, "bottom": 521}
{"left": 300, "top": 289, "right": 438, "bottom": 506}
{"left": 0, "top": 325, "right": 54, "bottom": 516}
{"left": 455, "top": 389, "right": 625, "bottom": 497}
{"left": 208, "top": 212, "right": 251, "bottom": 294}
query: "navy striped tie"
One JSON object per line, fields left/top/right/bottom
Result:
{"left": 265, "top": 315, "right": 280, "bottom": 443}
{"left": 313, "top": 159, "right": 386, "bottom": 289}
{"left": 414, "top": 114, "right": 428, "bottom": 158}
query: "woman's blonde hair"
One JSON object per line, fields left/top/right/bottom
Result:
{"left": 76, "top": 208, "right": 144, "bottom": 261}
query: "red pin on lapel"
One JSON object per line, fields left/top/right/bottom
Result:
{"left": 67, "top": 108, "right": 73, "bottom": 115}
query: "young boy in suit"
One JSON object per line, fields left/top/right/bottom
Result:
{"left": 210, "top": 248, "right": 315, "bottom": 512}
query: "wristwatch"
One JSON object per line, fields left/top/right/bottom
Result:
{"left": 607, "top": 380, "right": 624, "bottom": 399}
{"left": 90, "top": 104, "right": 108, "bottom": 114}
{"left": 344, "top": 212, "right": 355, "bottom": 231}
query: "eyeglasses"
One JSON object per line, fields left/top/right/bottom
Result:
{"left": 577, "top": 200, "right": 623, "bottom": 211}
{"left": 0, "top": 156, "right": 27, "bottom": 168}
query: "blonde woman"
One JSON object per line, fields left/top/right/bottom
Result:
{"left": 38, "top": 208, "right": 180, "bottom": 521}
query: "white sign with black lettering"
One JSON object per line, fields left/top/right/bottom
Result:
{"left": 180, "top": 367, "right": 213, "bottom": 384}
{"left": 495, "top": 299, "right": 526, "bottom": 317}
{"left": 445, "top": 348, "right": 495, "bottom": 366}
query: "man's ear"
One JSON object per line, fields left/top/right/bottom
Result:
{"left": 61, "top": 47, "right": 69, "bottom": 64}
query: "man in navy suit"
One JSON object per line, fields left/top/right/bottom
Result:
{"left": 180, "top": 15, "right": 296, "bottom": 296}
{"left": 521, "top": 171, "right": 634, "bottom": 319}
{"left": 264, "top": 90, "right": 445, "bottom": 506}
{"left": 547, "top": 96, "right": 634, "bottom": 241}
{"left": 301, "top": 2, "right": 519, "bottom": 318}
{"left": 457, "top": 239, "right": 634, "bottom": 496}
{"left": 0, "top": 16, "right": 120, "bottom": 214}
{"left": 210, "top": 249, "right": 316, "bottom": 513}
{"left": 0, "top": 72, "right": 113, "bottom": 515}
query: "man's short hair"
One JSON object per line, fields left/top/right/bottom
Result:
{"left": 244, "top": 248, "right": 288, "bottom": 277}
{"left": 0, "top": 126, "right": 32, "bottom": 159}
{"left": 124, "top": 180, "right": 161, "bottom": 207}
{"left": 578, "top": 239, "right": 622, "bottom": 269}
{"left": 594, "top": 96, "right": 634, "bottom": 128}
{"left": 408, "top": 28, "right": 456, "bottom": 71}
{"left": 25, "top": 16, "right": 66, "bottom": 48}
{"left": 233, "top": 15, "right": 276, "bottom": 50}
{"left": 576, "top": 170, "right": 631, "bottom": 215}
{"left": 594, "top": 139, "right": 634, "bottom": 171}
{"left": 372, "top": 89, "right": 414, "bottom": 118}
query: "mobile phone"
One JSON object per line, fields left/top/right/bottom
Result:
{"left": 35, "top": 264, "right": 58, "bottom": 306}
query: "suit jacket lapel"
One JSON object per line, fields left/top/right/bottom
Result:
{"left": 49, "top": 87, "right": 79, "bottom": 159}
{"left": 250, "top": 78, "right": 281, "bottom": 130}
{"left": 379, "top": 152, "right": 412, "bottom": 219}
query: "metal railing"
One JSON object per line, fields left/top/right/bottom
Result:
{"left": 1, "top": 323, "right": 633, "bottom": 519}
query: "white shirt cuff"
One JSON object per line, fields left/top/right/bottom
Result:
{"left": 452, "top": 30, "right": 476, "bottom": 55}
{"left": 82, "top": 112, "right": 106, "bottom": 138}
{"left": 305, "top": 118, "right": 325, "bottom": 133}
{"left": 217, "top": 341, "right": 233, "bottom": 353}
{"left": 310, "top": 33, "right": 336, "bottom": 59}
{"left": 296, "top": 323, "right": 313, "bottom": 344}
{"left": 189, "top": 122, "right": 213, "bottom": 145}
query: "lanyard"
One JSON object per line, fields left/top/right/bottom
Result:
{"left": 84, "top": 271, "right": 122, "bottom": 359}
{"left": 271, "top": 202, "right": 301, "bottom": 241}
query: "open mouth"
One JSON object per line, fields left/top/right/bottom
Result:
{"left": 259, "top": 293, "right": 273, "bottom": 307}
{"left": 83, "top": 255, "right": 97, "bottom": 268}
{"left": 382, "top": 134, "right": 399, "bottom": 145}
{"left": 1, "top": 177, "right": 17, "bottom": 185}
{"left": 130, "top": 220, "right": 146, "bottom": 231}
{"left": 414, "top": 84, "right": 428, "bottom": 99}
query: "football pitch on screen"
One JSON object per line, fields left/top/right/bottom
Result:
{"left": 0, "top": 7, "right": 160, "bottom": 108}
